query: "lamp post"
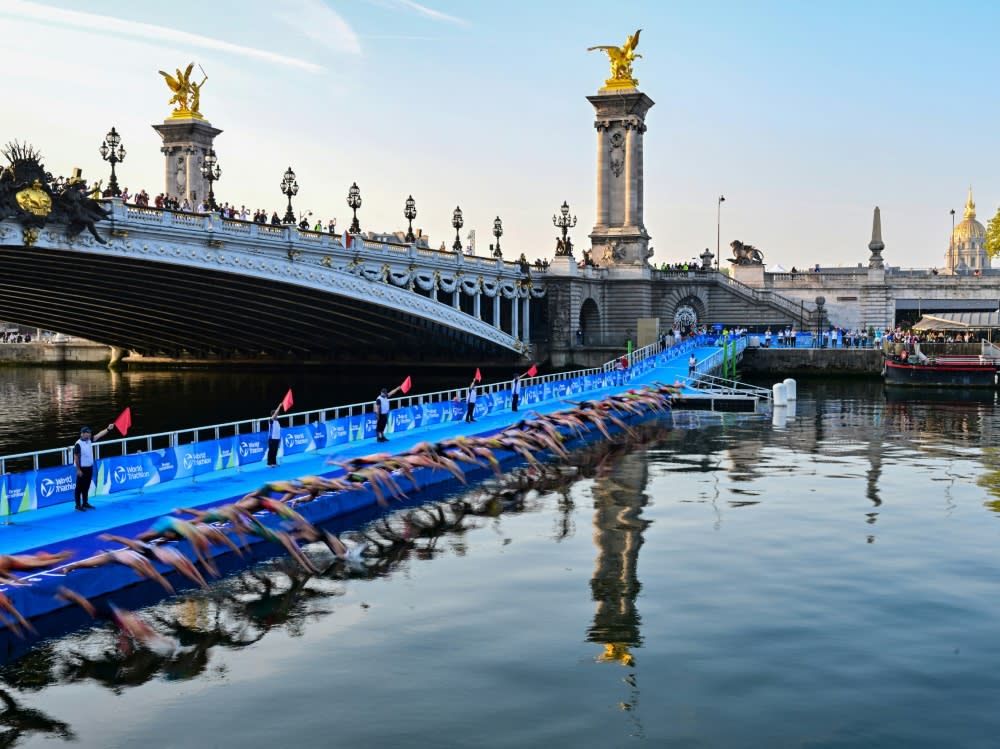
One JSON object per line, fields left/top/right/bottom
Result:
{"left": 950, "top": 208, "right": 956, "bottom": 266}
{"left": 280, "top": 167, "right": 298, "bottom": 224}
{"left": 98, "top": 126, "right": 126, "bottom": 198}
{"left": 404, "top": 195, "right": 417, "bottom": 243}
{"left": 451, "top": 206, "right": 464, "bottom": 252}
{"left": 492, "top": 216, "right": 503, "bottom": 258}
{"left": 716, "top": 194, "right": 726, "bottom": 270}
{"left": 347, "top": 182, "right": 362, "bottom": 234}
{"left": 199, "top": 148, "right": 221, "bottom": 211}
{"left": 553, "top": 200, "right": 577, "bottom": 255}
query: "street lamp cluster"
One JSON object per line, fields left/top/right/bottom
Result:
{"left": 200, "top": 148, "right": 221, "bottom": 210}
{"left": 93, "top": 126, "right": 521, "bottom": 258}
{"left": 98, "top": 127, "right": 126, "bottom": 197}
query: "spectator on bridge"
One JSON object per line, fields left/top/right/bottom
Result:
{"left": 298, "top": 216, "right": 310, "bottom": 231}
{"left": 180, "top": 198, "right": 191, "bottom": 212}
{"left": 120, "top": 188, "right": 131, "bottom": 203}
{"left": 270, "top": 212, "right": 281, "bottom": 226}
{"left": 241, "top": 206, "right": 250, "bottom": 221}
{"left": 73, "top": 423, "right": 113, "bottom": 511}
{"left": 328, "top": 219, "right": 337, "bottom": 235}
{"left": 136, "top": 190, "right": 149, "bottom": 207}
{"left": 154, "top": 193, "right": 164, "bottom": 209}
{"left": 313, "top": 219, "right": 323, "bottom": 232}
{"left": 266, "top": 410, "right": 281, "bottom": 467}
{"left": 464, "top": 378, "right": 478, "bottom": 423}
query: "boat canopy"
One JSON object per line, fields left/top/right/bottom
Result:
{"left": 913, "top": 311, "right": 1000, "bottom": 331}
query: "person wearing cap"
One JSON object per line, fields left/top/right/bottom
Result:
{"left": 73, "top": 423, "right": 113, "bottom": 511}
{"left": 374, "top": 384, "right": 403, "bottom": 443}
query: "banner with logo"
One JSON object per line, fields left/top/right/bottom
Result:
{"left": 325, "top": 417, "right": 351, "bottom": 446}
{"left": 174, "top": 441, "right": 219, "bottom": 479}
{"left": 309, "top": 422, "right": 327, "bottom": 451}
{"left": 235, "top": 432, "right": 268, "bottom": 466}
{"left": 421, "top": 402, "right": 444, "bottom": 427}
{"left": 281, "top": 426, "right": 314, "bottom": 456}
{"left": 389, "top": 406, "right": 416, "bottom": 434}
{"left": 3, "top": 470, "right": 37, "bottom": 515}
{"left": 103, "top": 453, "right": 161, "bottom": 494}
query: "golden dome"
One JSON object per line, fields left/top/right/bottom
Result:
{"left": 953, "top": 186, "right": 985, "bottom": 243}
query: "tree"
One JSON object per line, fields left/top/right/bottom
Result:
{"left": 986, "top": 206, "right": 1000, "bottom": 259}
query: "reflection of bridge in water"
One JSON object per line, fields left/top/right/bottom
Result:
{"left": 0, "top": 202, "right": 545, "bottom": 363}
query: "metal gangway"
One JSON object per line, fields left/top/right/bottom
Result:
{"left": 683, "top": 372, "right": 773, "bottom": 413}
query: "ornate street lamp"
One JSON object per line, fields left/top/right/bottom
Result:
{"left": 98, "top": 126, "right": 126, "bottom": 198}
{"left": 492, "top": 216, "right": 503, "bottom": 258}
{"left": 404, "top": 195, "right": 417, "bottom": 243}
{"left": 199, "top": 148, "right": 221, "bottom": 211}
{"left": 280, "top": 166, "right": 298, "bottom": 224}
{"left": 452, "top": 206, "right": 464, "bottom": 252}
{"left": 553, "top": 200, "right": 577, "bottom": 256}
{"left": 347, "top": 182, "right": 362, "bottom": 234}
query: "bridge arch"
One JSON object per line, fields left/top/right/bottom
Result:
{"left": 579, "top": 298, "right": 600, "bottom": 343}
{"left": 661, "top": 286, "right": 708, "bottom": 332}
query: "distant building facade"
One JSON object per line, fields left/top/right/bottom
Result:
{"left": 944, "top": 187, "right": 989, "bottom": 274}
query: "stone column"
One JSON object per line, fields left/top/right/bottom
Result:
{"left": 522, "top": 295, "right": 531, "bottom": 342}
{"left": 493, "top": 294, "right": 501, "bottom": 329}
{"left": 596, "top": 123, "right": 609, "bottom": 226}
{"left": 623, "top": 123, "right": 635, "bottom": 227}
{"left": 153, "top": 118, "right": 222, "bottom": 205}
{"left": 474, "top": 290, "right": 481, "bottom": 319}
{"left": 452, "top": 289, "right": 460, "bottom": 309}
{"left": 586, "top": 89, "right": 654, "bottom": 272}
{"left": 512, "top": 292, "right": 520, "bottom": 338}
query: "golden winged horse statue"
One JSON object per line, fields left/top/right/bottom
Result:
{"left": 588, "top": 29, "right": 642, "bottom": 88}
{"left": 158, "top": 63, "right": 207, "bottom": 119}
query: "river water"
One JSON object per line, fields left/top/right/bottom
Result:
{"left": 2, "top": 370, "right": 1000, "bottom": 748}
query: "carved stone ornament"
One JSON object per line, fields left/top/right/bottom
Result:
{"left": 609, "top": 131, "right": 624, "bottom": 178}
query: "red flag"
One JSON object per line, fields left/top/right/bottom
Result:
{"left": 400, "top": 375, "right": 412, "bottom": 394}
{"left": 113, "top": 407, "right": 132, "bottom": 436}
{"left": 526, "top": 363, "right": 538, "bottom": 377}
{"left": 281, "top": 388, "right": 294, "bottom": 412}
{"left": 474, "top": 368, "right": 482, "bottom": 382}
{"left": 344, "top": 232, "right": 352, "bottom": 248}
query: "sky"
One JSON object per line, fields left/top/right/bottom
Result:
{"left": 0, "top": 0, "right": 995, "bottom": 270}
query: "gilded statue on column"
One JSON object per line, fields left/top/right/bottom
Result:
{"left": 158, "top": 62, "right": 208, "bottom": 120}
{"left": 588, "top": 29, "right": 642, "bottom": 89}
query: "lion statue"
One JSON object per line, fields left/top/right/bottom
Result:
{"left": 729, "top": 240, "right": 764, "bottom": 265}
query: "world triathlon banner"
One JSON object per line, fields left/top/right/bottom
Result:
{"left": 0, "top": 348, "right": 688, "bottom": 516}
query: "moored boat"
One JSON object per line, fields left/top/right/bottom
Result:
{"left": 883, "top": 356, "right": 998, "bottom": 387}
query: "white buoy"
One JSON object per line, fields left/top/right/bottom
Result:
{"left": 772, "top": 407, "right": 787, "bottom": 428}
{"left": 783, "top": 378, "right": 797, "bottom": 401}
{"left": 786, "top": 399, "right": 797, "bottom": 420}
{"left": 772, "top": 382, "right": 788, "bottom": 406}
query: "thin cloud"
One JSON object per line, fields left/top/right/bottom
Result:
{"left": 0, "top": 0, "right": 326, "bottom": 72}
{"left": 273, "top": 0, "right": 363, "bottom": 55}
{"left": 395, "top": 0, "right": 469, "bottom": 26}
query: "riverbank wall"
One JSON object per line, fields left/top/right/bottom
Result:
{"left": 0, "top": 342, "right": 112, "bottom": 366}
{"left": 740, "top": 348, "right": 883, "bottom": 375}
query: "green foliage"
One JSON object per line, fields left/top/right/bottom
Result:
{"left": 986, "top": 206, "right": 1000, "bottom": 259}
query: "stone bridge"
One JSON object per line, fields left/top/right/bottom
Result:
{"left": 0, "top": 200, "right": 544, "bottom": 363}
